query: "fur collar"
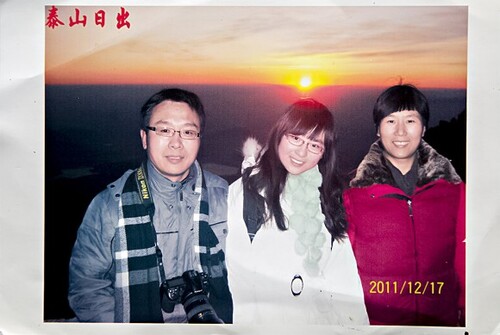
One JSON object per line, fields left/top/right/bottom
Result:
{"left": 350, "top": 140, "right": 462, "bottom": 188}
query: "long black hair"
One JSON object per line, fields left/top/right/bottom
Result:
{"left": 242, "top": 98, "right": 347, "bottom": 242}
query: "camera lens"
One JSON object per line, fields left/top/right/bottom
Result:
{"left": 160, "top": 270, "right": 224, "bottom": 323}
{"left": 183, "top": 291, "right": 224, "bottom": 324}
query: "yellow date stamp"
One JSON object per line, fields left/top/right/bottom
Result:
{"left": 369, "top": 280, "right": 445, "bottom": 295}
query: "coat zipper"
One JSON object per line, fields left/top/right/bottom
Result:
{"left": 407, "top": 198, "right": 421, "bottom": 320}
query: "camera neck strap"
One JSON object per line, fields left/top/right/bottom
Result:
{"left": 135, "top": 162, "right": 167, "bottom": 283}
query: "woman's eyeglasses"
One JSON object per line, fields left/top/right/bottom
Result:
{"left": 285, "top": 134, "right": 324, "bottom": 154}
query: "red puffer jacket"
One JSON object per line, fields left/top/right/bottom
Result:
{"left": 343, "top": 140, "right": 465, "bottom": 326}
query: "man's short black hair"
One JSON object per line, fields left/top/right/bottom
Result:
{"left": 140, "top": 88, "right": 206, "bottom": 134}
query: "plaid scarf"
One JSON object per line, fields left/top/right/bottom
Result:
{"left": 113, "top": 161, "right": 229, "bottom": 322}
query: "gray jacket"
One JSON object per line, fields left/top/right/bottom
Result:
{"left": 68, "top": 164, "right": 229, "bottom": 322}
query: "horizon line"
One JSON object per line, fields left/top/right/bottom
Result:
{"left": 44, "top": 82, "right": 467, "bottom": 90}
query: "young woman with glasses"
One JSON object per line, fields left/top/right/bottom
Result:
{"left": 225, "top": 98, "right": 368, "bottom": 325}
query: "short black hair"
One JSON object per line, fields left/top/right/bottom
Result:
{"left": 373, "top": 84, "right": 429, "bottom": 130}
{"left": 140, "top": 88, "right": 206, "bottom": 134}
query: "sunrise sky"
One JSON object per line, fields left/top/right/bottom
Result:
{"left": 45, "top": 6, "right": 468, "bottom": 89}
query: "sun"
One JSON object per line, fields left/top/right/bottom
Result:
{"left": 282, "top": 70, "right": 330, "bottom": 91}
{"left": 299, "top": 76, "right": 312, "bottom": 89}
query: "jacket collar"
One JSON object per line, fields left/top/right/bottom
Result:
{"left": 350, "top": 140, "right": 462, "bottom": 188}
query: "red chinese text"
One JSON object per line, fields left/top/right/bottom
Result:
{"left": 95, "top": 10, "right": 106, "bottom": 27}
{"left": 116, "top": 7, "right": 131, "bottom": 29}
{"left": 69, "top": 8, "right": 87, "bottom": 27}
{"left": 46, "top": 6, "right": 131, "bottom": 30}
{"left": 45, "top": 6, "right": 65, "bottom": 29}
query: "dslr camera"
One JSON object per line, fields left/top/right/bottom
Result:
{"left": 160, "top": 270, "right": 223, "bottom": 323}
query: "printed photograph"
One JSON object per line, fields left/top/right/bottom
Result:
{"left": 44, "top": 5, "right": 467, "bottom": 327}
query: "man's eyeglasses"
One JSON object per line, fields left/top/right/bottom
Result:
{"left": 285, "top": 134, "right": 324, "bottom": 154}
{"left": 146, "top": 126, "right": 200, "bottom": 140}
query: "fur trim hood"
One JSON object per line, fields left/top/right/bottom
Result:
{"left": 241, "top": 137, "right": 263, "bottom": 173}
{"left": 350, "top": 140, "right": 462, "bottom": 188}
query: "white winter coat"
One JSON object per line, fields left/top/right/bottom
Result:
{"left": 226, "top": 177, "right": 369, "bottom": 325}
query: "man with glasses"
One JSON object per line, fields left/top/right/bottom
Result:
{"left": 68, "top": 88, "right": 233, "bottom": 323}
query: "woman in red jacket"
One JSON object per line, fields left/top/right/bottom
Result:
{"left": 343, "top": 84, "right": 465, "bottom": 326}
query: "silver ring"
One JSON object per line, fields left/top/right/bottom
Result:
{"left": 290, "top": 274, "right": 304, "bottom": 296}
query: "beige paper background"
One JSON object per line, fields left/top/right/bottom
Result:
{"left": 1, "top": 0, "right": 499, "bottom": 334}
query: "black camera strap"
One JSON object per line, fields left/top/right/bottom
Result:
{"left": 135, "top": 162, "right": 167, "bottom": 284}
